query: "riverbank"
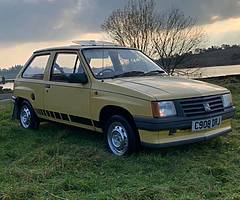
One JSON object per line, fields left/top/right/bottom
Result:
{"left": 175, "top": 65, "right": 240, "bottom": 78}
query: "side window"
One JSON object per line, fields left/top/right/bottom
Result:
{"left": 22, "top": 54, "right": 49, "bottom": 80}
{"left": 51, "top": 53, "right": 85, "bottom": 82}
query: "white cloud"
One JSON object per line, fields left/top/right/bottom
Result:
{"left": 0, "top": 32, "right": 108, "bottom": 68}
{"left": 1, "top": 0, "right": 240, "bottom": 67}
{"left": 210, "top": 15, "right": 221, "bottom": 22}
{"left": 203, "top": 17, "right": 240, "bottom": 46}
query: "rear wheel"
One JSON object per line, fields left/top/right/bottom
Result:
{"left": 19, "top": 101, "right": 39, "bottom": 129}
{"left": 104, "top": 115, "right": 139, "bottom": 156}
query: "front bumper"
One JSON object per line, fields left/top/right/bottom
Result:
{"left": 134, "top": 107, "right": 235, "bottom": 147}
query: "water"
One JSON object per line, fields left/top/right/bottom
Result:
{"left": 175, "top": 65, "right": 240, "bottom": 78}
{"left": 0, "top": 65, "right": 240, "bottom": 90}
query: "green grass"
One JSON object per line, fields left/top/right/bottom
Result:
{"left": 0, "top": 76, "right": 240, "bottom": 200}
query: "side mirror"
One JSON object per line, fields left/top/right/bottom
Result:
{"left": 68, "top": 73, "right": 88, "bottom": 84}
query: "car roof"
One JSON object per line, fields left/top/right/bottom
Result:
{"left": 34, "top": 45, "right": 134, "bottom": 53}
{"left": 34, "top": 41, "right": 136, "bottom": 54}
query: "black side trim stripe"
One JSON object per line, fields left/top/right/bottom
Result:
{"left": 54, "top": 112, "right": 61, "bottom": 120}
{"left": 61, "top": 113, "right": 69, "bottom": 121}
{"left": 50, "top": 111, "right": 55, "bottom": 118}
{"left": 93, "top": 120, "right": 101, "bottom": 128}
{"left": 70, "top": 115, "right": 92, "bottom": 126}
{"left": 46, "top": 110, "right": 51, "bottom": 117}
{"left": 35, "top": 108, "right": 101, "bottom": 128}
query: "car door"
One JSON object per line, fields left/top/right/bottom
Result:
{"left": 43, "top": 51, "right": 93, "bottom": 130}
{"left": 19, "top": 53, "right": 51, "bottom": 111}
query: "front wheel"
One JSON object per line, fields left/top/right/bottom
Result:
{"left": 104, "top": 115, "right": 139, "bottom": 156}
{"left": 19, "top": 101, "right": 39, "bottom": 129}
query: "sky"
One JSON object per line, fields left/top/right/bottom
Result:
{"left": 0, "top": 0, "right": 240, "bottom": 68}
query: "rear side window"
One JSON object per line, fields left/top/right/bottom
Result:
{"left": 22, "top": 54, "right": 50, "bottom": 80}
{"left": 51, "top": 53, "right": 85, "bottom": 82}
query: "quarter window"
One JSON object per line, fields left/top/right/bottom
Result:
{"left": 51, "top": 53, "right": 85, "bottom": 82}
{"left": 22, "top": 54, "right": 49, "bottom": 80}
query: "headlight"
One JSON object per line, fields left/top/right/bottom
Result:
{"left": 222, "top": 94, "right": 233, "bottom": 108}
{"left": 152, "top": 101, "right": 176, "bottom": 117}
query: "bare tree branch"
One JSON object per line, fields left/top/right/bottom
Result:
{"left": 102, "top": 0, "right": 157, "bottom": 57}
{"left": 102, "top": 1, "right": 205, "bottom": 75}
{"left": 154, "top": 8, "right": 205, "bottom": 74}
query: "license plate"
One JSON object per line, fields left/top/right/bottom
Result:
{"left": 192, "top": 116, "right": 222, "bottom": 132}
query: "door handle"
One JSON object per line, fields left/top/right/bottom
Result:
{"left": 45, "top": 84, "right": 51, "bottom": 89}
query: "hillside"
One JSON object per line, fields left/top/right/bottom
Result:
{"left": 0, "top": 65, "right": 22, "bottom": 80}
{"left": 177, "top": 46, "right": 240, "bottom": 68}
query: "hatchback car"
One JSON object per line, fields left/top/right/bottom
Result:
{"left": 12, "top": 41, "right": 235, "bottom": 156}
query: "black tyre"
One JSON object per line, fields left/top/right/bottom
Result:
{"left": 104, "top": 115, "right": 139, "bottom": 156}
{"left": 19, "top": 100, "right": 39, "bottom": 129}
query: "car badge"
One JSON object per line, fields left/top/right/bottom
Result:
{"left": 203, "top": 102, "right": 211, "bottom": 112}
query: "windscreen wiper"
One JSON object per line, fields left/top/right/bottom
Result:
{"left": 112, "top": 71, "right": 145, "bottom": 78}
{"left": 143, "top": 70, "right": 166, "bottom": 76}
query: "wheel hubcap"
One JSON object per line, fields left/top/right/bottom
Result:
{"left": 107, "top": 122, "right": 128, "bottom": 156}
{"left": 20, "top": 105, "right": 31, "bottom": 128}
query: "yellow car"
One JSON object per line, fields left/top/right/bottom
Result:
{"left": 12, "top": 41, "right": 235, "bottom": 156}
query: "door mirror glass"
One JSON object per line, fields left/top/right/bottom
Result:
{"left": 68, "top": 73, "right": 88, "bottom": 84}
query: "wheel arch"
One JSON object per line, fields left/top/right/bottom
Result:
{"left": 12, "top": 97, "right": 32, "bottom": 119}
{"left": 99, "top": 105, "right": 138, "bottom": 132}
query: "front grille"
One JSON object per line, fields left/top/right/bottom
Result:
{"left": 179, "top": 95, "right": 224, "bottom": 117}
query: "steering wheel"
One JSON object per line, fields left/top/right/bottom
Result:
{"left": 97, "top": 68, "right": 114, "bottom": 76}
{"left": 53, "top": 63, "right": 69, "bottom": 80}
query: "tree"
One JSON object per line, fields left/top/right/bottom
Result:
{"left": 0, "top": 65, "right": 23, "bottom": 79}
{"left": 102, "top": 0, "right": 205, "bottom": 75}
{"left": 154, "top": 8, "right": 205, "bottom": 75}
{"left": 102, "top": 0, "right": 157, "bottom": 57}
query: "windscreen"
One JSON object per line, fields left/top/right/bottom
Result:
{"left": 82, "top": 48, "right": 165, "bottom": 79}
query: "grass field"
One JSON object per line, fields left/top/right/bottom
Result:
{"left": 0, "top": 76, "right": 240, "bottom": 200}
